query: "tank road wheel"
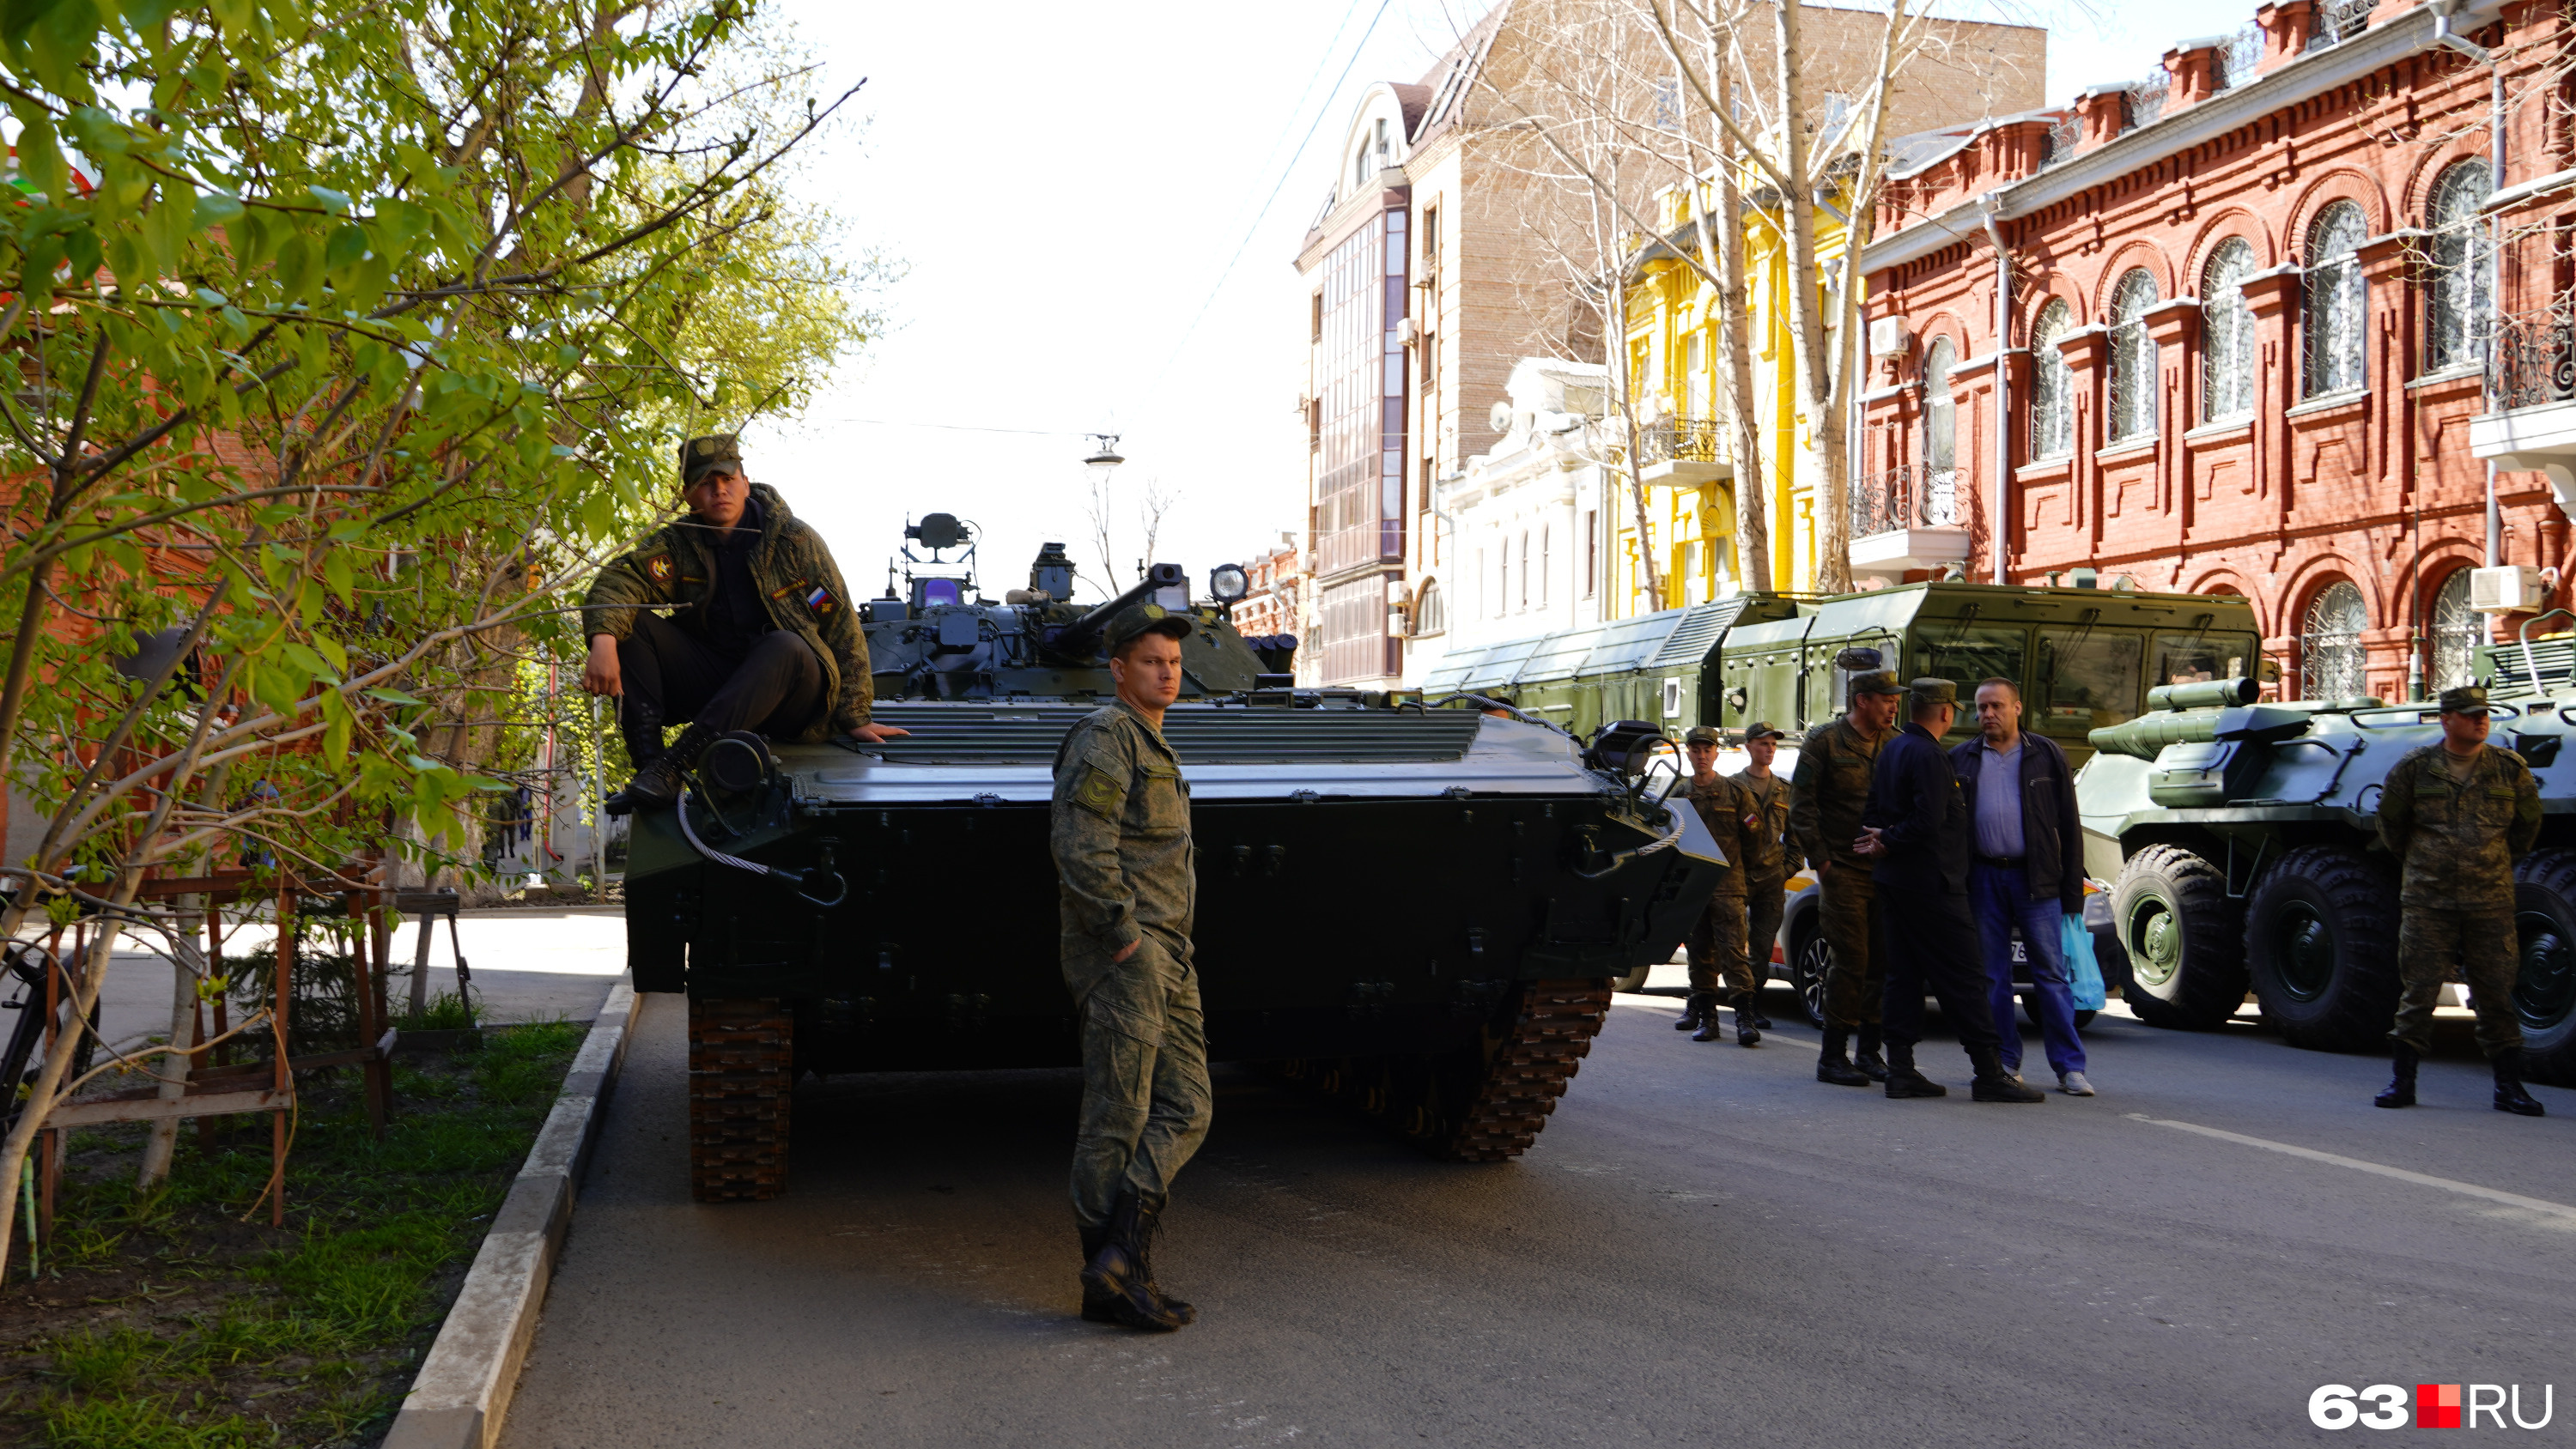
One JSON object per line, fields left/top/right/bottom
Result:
{"left": 1433, "top": 979, "right": 1612, "bottom": 1163}
{"left": 2243, "top": 846, "right": 2400, "bottom": 1052}
{"left": 2112, "top": 845, "right": 2248, "bottom": 1031}
{"left": 2511, "top": 851, "right": 2576, "bottom": 1087}
{"left": 688, "top": 996, "right": 793, "bottom": 1203}
{"left": 1607, "top": 963, "right": 1653, "bottom": 994}
{"left": 1788, "top": 920, "right": 1832, "bottom": 1028}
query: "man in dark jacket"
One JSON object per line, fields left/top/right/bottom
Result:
{"left": 580, "top": 434, "right": 906, "bottom": 813}
{"left": 1952, "top": 679, "right": 2093, "bottom": 1096}
{"left": 1853, "top": 679, "right": 2042, "bottom": 1103}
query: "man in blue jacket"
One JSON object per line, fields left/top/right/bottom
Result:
{"left": 1952, "top": 679, "right": 2094, "bottom": 1095}
{"left": 1854, "top": 678, "right": 2044, "bottom": 1102}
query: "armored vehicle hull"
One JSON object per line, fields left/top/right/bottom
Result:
{"left": 628, "top": 700, "right": 1719, "bottom": 1199}
{"left": 2079, "top": 684, "right": 2576, "bottom": 1083}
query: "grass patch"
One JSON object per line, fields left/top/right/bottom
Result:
{"left": 0, "top": 1017, "right": 586, "bottom": 1446}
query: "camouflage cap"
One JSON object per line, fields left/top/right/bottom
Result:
{"left": 2439, "top": 683, "right": 2492, "bottom": 716}
{"left": 1105, "top": 603, "right": 1192, "bottom": 656}
{"left": 1683, "top": 725, "right": 1722, "bottom": 746}
{"left": 1909, "top": 676, "right": 1959, "bottom": 708}
{"left": 1743, "top": 720, "right": 1785, "bottom": 742}
{"left": 678, "top": 433, "right": 743, "bottom": 486}
{"left": 1848, "top": 670, "right": 1905, "bottom": 697}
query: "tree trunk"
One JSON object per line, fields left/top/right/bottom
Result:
{"left": 1705, "top": 63, "right": 1771, "bottom": 594}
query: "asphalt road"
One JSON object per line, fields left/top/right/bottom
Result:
{"left": 499, "top": 985, "right": 2576, "bottom": 1448}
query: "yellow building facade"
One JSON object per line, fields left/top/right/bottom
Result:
{"left": 1613, "top": 176, "right": 1852, "bottom": 615}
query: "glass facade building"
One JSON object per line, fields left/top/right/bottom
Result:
{"left": 1312, "top": 206, "right": 1408, "bottom": 683}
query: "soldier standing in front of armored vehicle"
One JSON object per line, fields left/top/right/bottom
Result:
{"left": 2373, "top": 684, "right": 2548, "bottom": 1117}
{"left": 1050, "top": 606, "right": 1213, "bottom": 1331}
{"left": 580, "top": 434, "right": 906, "bottom": 813}
{"left": 1677, "top": 726, "right": 1762, "bottom": 1046}
{"left": 1792, "top": 664, "right": 1904, "bottom": 1086}
{"left": 1735, "top": 723, "right": 1795, "bottom": 1035}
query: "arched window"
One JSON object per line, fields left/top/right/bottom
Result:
{"left": 1518, "top": 530, "right": 1530, "bottom": 609}
{"left": 2427, "top": 162, "right": 2494, "bottom": 373}
{"left": 2109, "top": 269, "right": 2160, "bottom": 442}
{"left": 1414, "top": 579, "right": 1446, "bottom": 637}
{"left": 2304, "top": 202, "right": 2367, "bottom": 396}
{"left": 2300, "top": 580, "right": 2368, "bottom": 700}
{"left": 1923, "top": 337, "right": 1957, "bottom": 472}
{"left": 2029, "top": 300, "right": 2074, "bottom": 460}
{"left": 2430, "top": 568, "right": 2483, "bottom": 690}
{"left": 2201, "top": 238, "right": 2257, "bottom": 421}
{"left": 1539, "top": 525, "right": 1551, "bottom": 605}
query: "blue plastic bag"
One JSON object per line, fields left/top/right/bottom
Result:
{"left": 2061, "top": 913, "right": 2106, "bottom": 1011}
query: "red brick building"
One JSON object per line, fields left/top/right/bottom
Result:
{"left": 1857, "top": 0, "right": 2575, "bottom": 702}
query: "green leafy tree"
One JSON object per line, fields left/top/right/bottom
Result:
{"left": 0, "top": 0, "right": 871, "bottom": 1247}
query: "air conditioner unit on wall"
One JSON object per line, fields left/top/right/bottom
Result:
{"left": 2471, "top": 565, "right": 2546, "bottom": 614}
{"left": 1868, "top": 318, "right": 1911, "bottom": 359}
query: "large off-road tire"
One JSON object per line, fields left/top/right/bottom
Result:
{"left": 2111, "top": 845, "right": 2248, "bottom": 1031}
{"left": 2511, "top": 851, "right": 2576, "bottom": 1088}
{"left": 1608, "top": 962, "right": 1654, "bottom": 993}
{"left": 688, "top": 996, "right": 792, "bottom": 1203}
{"left": 2243, "top": 846, "right": 2400, "bottom": 1052}
{"left": 1788, "top": 919, "right": 1832, "bottom": 1028}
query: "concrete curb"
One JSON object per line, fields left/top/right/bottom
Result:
{"left": 381, "top": 981, "right": 641, "bottom": 1449}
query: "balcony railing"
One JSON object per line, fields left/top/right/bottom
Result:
{"left": 2311, "top": 0, "right": 2372, "bottom": 50}
{"left": 2039, "top": 112, "right": 2081, "bottom": 169}
{"left": 2216, "top": 22, "right": 2263, "bottom": 89}
{"left": 1851, "top": 464, "right": 1960, "bottom": 537}
{"left": 2123, "top": 69, "right": 2171, "bottom": 130}
{"left": 1637, "top": 417, "right": 1728, "bottom": 465}
{"left": 2487, "top": 309, "right": 2576, "bottom": 412}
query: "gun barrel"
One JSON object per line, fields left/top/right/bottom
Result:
{"left": 2145, "top": 676, "right": 2261, "bottom": 712}
{"left": 1053, "top": 562, "right": 1189, "bottom": 658}
{"left": 2088, "top": 707, "right": 2225, "bottom": 761}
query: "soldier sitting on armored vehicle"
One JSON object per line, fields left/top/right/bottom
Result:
{"left": 2372, "top": 685, "right": 2548, "bottom": 1118}
{"left": 579, "top": 433, "right": 907, "bottom": 815}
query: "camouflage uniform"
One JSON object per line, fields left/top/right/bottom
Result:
{"left": 1737, "top": 769, "right": 1796, "bottom": 997}
{"left": 2377, "top": 741, "right": 2543, "bottom": 1058}
{"left": 1051, "top": 698, "right": 1212, "bottom": 1228}
{"left": 581, "top": 474, "right": 874, "bottom": 741}
{"left": 1792, "top": 711, "right": 1895, "bottom": 1028}
{"left": 1685, "top": 773, "right": 1760, "bottom": 998}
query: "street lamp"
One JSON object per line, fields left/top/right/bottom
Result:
{"left": 1084, "top": 433, "right": 1124, "bottom": 468}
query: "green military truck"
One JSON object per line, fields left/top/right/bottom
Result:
{"left": 1425, "top": 580, "right": 2263, "bottom": 1005}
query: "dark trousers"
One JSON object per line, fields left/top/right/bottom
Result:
{"left": 1876, "top": 879, "right": 2004, "bottom": 1058}
{"left": 1968, "top": 861, "right": 2087, "bottom": 1076}
{"left": 617, "top": 613, "right": 824, "bottom": 746}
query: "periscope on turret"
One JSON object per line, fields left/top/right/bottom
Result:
{"left": 620, "top": 517, "right": 1725, "bottom": 1201}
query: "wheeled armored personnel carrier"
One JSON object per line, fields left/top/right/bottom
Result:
{"left": 2079, "top": 678, "right": 2576, "bottom": 1083}
{"left": 623, "top": 518, "right": 1724, "bottom": 1200}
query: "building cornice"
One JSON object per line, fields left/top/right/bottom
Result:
{"left": 1862, "top": 0, "right": 2509, "bottom": 276}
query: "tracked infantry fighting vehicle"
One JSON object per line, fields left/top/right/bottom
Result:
{"left": 2079, "top": 677, "right": 2576, "bottom": 1083}
{"left": 623, "top": 517, "right": 1724, "bottom": 1200}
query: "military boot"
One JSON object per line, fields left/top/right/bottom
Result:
{"left": 1131, "top": 1198, "right": 1196, "bottom": 1324}
{"left": 2373, "top": 1043, "right": 2418, "bottom": 1109}
{"left": 1675, "top": 991, "right": 1715, "bottom": 1032}
{"left": 2494, "top": 1048, "right": 2547, "bottom": 1118}
{"left": 1853, "top": 1025, "right": 1891, "bottom": 1083}
{"left": 1884, "top": 1040, "right": 1947, "bottom": 1099}
{"left": 1078, "top": 1194, "right": 1184, "bottom": 1331}
{"left": 1969, "top": 1046, "right": 2045, "bottom": 1102}
{"left": 1731, "top": 994, "right": 1761, "bottom": 1047}
{"left": 605, "top": 721, "right": 717, "bottom": 816}
{"left": 1747, "top": 996, "right": 1773, "bottom": 1030}
{"left": 1816, "top": 1028, "right": 1869, "bottom": 1086}
{"left": 620, "top": 702, "right": 666, "bottom": 773}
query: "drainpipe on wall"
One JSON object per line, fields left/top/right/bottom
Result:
{"left": 1979, "top": 192, "right": 2013, "bottom": 586}
{"left": 2427, "top": 0, "right": 2506, "bottom": 569}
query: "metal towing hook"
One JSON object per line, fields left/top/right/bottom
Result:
{"left": 674, "top": 731, "right": 848, "bottom": 908}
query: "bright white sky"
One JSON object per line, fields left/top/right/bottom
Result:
{"left": 753, "top": 0, "right": 2261, "bottom": 611}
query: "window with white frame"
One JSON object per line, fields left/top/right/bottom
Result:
{"left": 2201, "top": 238, "right": 2256, "bottom": 421}
{"left": 1924, "top": 336, "right": 1957, "bottom": 472}
{"left": 2299, "top": 580, "right": 2368, "bottom": 700}
{"left": 2030, "top": 300, "right": 2074, "bottom": 460}
{"left": 2304, "top": 202, "right": 2367, "bottom": 396}
{"left": 2108, "top": 270, "right": 2160, "bottom": 442}
{"left": 1414, "top": 579, "right": 1446, "bottom": 637}
{"left": 2426, "top": 161, "right": 2494, "bottom": 373}
{"left": 2430, "top": 569, "right": 2483, "bottom": 690}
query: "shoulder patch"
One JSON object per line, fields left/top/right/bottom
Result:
{"left": 1073, "top": 764, "right": 1123, "bottom": 819}
{"left": 643, "top": 552, "right": 674, "bottom": 585}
